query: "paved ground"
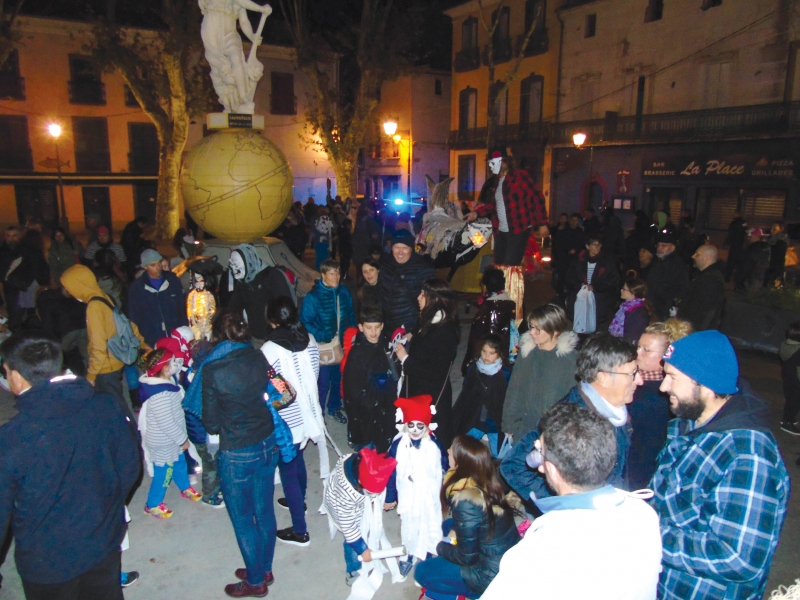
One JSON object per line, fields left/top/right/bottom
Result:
{"left": 0, "top": 266, "right": 798, "bottom": 599}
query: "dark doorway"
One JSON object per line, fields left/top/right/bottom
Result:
{"left": 82, "top": 186, "right": 112, "bottom": 230}
{"left": 14, "top": 184, "right": 59, "bottom": 230}
{"left": 645, "top": 187, "right": 684, "bottom": 223}
{"left": 134, "top": 184, "right": 158, "bottom": 222}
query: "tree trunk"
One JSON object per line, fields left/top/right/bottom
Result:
{"left": 330, "top": 154, "right": 358, "bottom": 201}
{"left": 154, "top": 113, "right": 189, "bottom": 239}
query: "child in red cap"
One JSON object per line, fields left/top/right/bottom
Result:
{"left": 384, "top": 395, "right": 449, "bottom": 576}
{"left": 323, "top": 448, "right": 401, "bottom": 588}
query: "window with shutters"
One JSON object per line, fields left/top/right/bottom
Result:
{"left": 492, "top": 7, "right": 512, "bottom": 62}
{"left": 462, "top": 17, "right": 478, "bottom": 51}
{"left": 271, "top": 72, "right": 295, "bottom": 115}
{"left": 0, "top": 50, "right": 24, "bottom": 100}
{"left": 128, "top": 122, "right": 159, "bottom": 173}
{"left": 489, "top": 83, "right": 508, "bottom": 126}
{"left": 72, "top": 117, "right": 111, "bottom": 172}
{"left": 457, "top": 154, "right": 476, "bottom": 201}
{"left": 520, "top": 74, "right": 544, "bottom": 126}
{"left": 584, "top": 14, "right": 597, "bottom": 38}
{"left": 459, "top": 87, "right": 478, "bottom": 132}
{"left": 522, "top": 0, "right": 548, "bottom": 56}
{"left": 0, "top": 115, "right": 33, "bottom": 170}
{"left": 644, "top": 0, "right": 663, "bottom": 22}
{"left": 68, "top": 55, "right": 105, "bottom": 105}
{"left": 741, "top": 190, "right": 786, "bottom": 229}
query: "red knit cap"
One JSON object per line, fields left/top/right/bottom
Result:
{"left": 358, "top": 448, "right": 397, "bottom": 494}
{"left": 147, "top": 347, "right": 176, "bottom": 377}
{"left": 155, "top": 337, "right": 189, "bottom": 363}
{"left": 394, "top": 395, "right": 434, "bottom": 426}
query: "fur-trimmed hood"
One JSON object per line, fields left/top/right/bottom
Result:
{"left": 450, "top": 486, "right": 507, "bottom": 516}
{"left": 519, "top": 329, "right": 579, "bottom": 359}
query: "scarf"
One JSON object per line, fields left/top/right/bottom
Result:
{"left": 476, "top": 357, "right": 503, "bottom": 376}
{"left": 182, "top": 341, "right": 249, "bottom": 418}
{"left": 234, "top": 244, "right": 266, "bottom": 283}
{"left": 581, "top": 381, "right": 628, "bottom": 427}
{"left": 444, "top": 471, "right": 477, "bottom": 500}
{"left": 608, "top": 298, "right": 644, "bottom": 337}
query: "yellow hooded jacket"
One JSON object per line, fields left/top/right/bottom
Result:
{"left": 60, "top": 265, "right": 147, "bottom": 382}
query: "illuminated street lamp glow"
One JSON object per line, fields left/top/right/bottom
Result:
{"left": 48, "top": 123, "right": 62, "bottom": 138}
{"left": 393, "top": 198, "right": 404, "bottom": 206}
{"left": 572, "top": 132, "right": 587, "bottom": 147}
{"left": 383, "top": 119, "right": 398, "bottom": 136}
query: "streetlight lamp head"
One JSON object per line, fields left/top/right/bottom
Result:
{"left": 572, "top": 132, "right": 587, "bottom": 147}
{"left": 383, "top": 119, "right": 398, "bottom": 136}
{"left": 392, "top": 134, "right": 401, "bottom": 143}
{"left": 48, "top": 123, "right": 62, "bottom": 139}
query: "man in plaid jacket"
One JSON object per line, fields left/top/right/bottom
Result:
{"left": 652, "top": 330, "right": 790, "bottom": 600}
{"left": 467, "top": 150, "right": 548, "bottom": 266}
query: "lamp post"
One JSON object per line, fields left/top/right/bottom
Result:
{"left": 383, "top": 118, "right": 412, "bottom": 205}
{"left": 573, "top": 131, "right": 594, "bottom": 210}
{"left": 48, "top": 123, "right": 69, "bottom": 232}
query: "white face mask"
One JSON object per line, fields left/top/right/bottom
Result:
{"left": 193, "top": 274, "right": 206, "bottom": 291}
{"left": 165, "top": 357, "right": 182, "bottom": 377}
{"left": 407, "top": 420, "right": 428, "bottom": 441}
{"left": 488, "top": 157, "right": 503, "bottom": 175}
{"left": 230, "top": 253, "right": 246, "bottom": 280}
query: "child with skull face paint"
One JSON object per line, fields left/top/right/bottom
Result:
{"left": 384, "top": 395, "right": 449, "bottom": 577}
{"left": 138, "top": 346, "right": 202, "bottom": 519}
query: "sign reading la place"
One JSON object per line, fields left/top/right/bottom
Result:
{"left": 642, "top": 156, "right": 795, "bottom": 179}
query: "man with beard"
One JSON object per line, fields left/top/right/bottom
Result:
{"left": 652, "top": 330, "right": 790, "bottom": 600}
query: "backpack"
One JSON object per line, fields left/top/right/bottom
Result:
{"left": 88, "top": 296, "right": 140, "bottom": 365}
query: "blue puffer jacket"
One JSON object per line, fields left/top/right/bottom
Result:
{"left": 500, "top": 385, "right": 631, "bottom": 502}
{"left": 299, "top": 280, "right": 355, "bottom": 344}
{"left": 127, "top": 271, "right": 188, "bottom": 347}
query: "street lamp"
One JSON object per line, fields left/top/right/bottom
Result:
{"left": 48, "top": 123, "right": 69, "bottom": 231}
{"left": 573, "top": 131, "right": 594, "bottom": 210}
{"left": 383, "top": 118, "right": 412, "bottom": 205}
{"left": 383, "top": 119, "right": 398, "bottom": 136}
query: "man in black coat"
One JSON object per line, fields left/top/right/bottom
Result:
{"left": 723, "top": 210, "right": 748, "bottom": 282}
{"left": 678, "top": 245, "right": 726, "bottom": 331}
{"left": 552, "top": 213, "right": 586, "bottom": 299}
{"left": 582, "top": 207, "right": 602, "bottom": 237}
{"left": 646, "top": 232, "right": 689, "bottom": 320}
{"left": 565, "top": 234, "right": 620, "bottom": 327}
{"left": 0, "top": 332, "right": 141, "bottom": 599}
{"left": 378, "top": 230, "right": 436, "bottom": 332}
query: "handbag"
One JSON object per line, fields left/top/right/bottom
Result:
{"left": 573, "top": 285, "right": 596, "bottom": 334}
{"left": 318, "top": 295, "right": 344, "bottom": 365}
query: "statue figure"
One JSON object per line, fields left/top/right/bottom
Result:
{"left": 199, "top": 0, "right": 273, "bottom": 114}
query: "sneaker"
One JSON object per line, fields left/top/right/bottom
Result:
{"left": 144, "top": 503, "right": 173, "bottom": 519}
{"left": 345, "top": 571, "right": 359, "bottom": 586}
{"left": 277, "top": 497, "right": 307, "bottom": 513}
{"left": 398, "top": 558, "right": 414, "bottom": 577}
{"left": 276, "top": 526, "right": 310, "bottom": 547}
{"left": 781, "top": 422, "right": 800, "bottom": 435}
{"left": 120, "top": 571, "right": 139, "bottom": 587}
{"left": 202, "top": 491, "right": 226, "bottom": 508}
{"left": 224, "top": 580, "right": 268, "bottom": 598}
{"left": 234, "top": 570, "right": 274, "bottom": 586}
{"left": 330, "top": 409, "right": 348, "bottom": 424}
{"left": 181, "top": 486, "right": 202, "bottom": 502}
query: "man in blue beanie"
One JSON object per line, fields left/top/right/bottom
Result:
{"left": 651, "top": 330, "right": 790, "bottom": 600}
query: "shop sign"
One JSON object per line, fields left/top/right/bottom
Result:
{"left": 643, "top": 155, "right": 795, "bottom": 179}
{"left": 616, "top": 170, "right": 631, "bottom": 193}
{"left": 642, "top": 160, "right": 677, "bottom": 177}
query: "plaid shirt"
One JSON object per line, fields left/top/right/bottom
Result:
{"left": 476, "top": 169, "right": 548, "bottom": 235}
{"left": 650, "top": 415, "right": 790, "bottom": 599}
{"left": 640, "top": 369, "right": 664, "bottom": 382}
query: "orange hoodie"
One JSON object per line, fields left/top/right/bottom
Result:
{"left": 60, "top": 265, "right": 147, "bottom": 381}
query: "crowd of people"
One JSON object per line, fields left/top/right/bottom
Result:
{"left": 0, "top": 200, "right": 794, "bottom": 600}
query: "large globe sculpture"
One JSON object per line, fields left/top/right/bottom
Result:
{"left": 181, "top": 129, "right": 293, "bottom": 243}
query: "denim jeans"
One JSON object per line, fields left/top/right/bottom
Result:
{"left": 21, "top": 548, "right": 123, "bottom": 600}
{"left": 219, "top": 435, "right": 279, "bottom": 586}
{"left": 146, "top": 454, "right": 191, "bottom": 508}
{"left": 343, "top": 541, "right": 362, "bottom": 574}
{"left": 414, "top": 556, "right": 475, "bottom": 599}
{"left": 315, "top": 243, "right": 330, "bottom": 271}
{"left": 318, "top": 364, "right": 342, "bottom": 414}
{"left": 277, "top": 443, "right": 307, "bottom": 534}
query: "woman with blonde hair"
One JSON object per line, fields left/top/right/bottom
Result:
{"left": 627, "top": 319, "right": 693, "bottom": 489}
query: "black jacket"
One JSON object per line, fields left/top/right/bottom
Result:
{"left": 342, "top": 332, "right": 399, "bottom": 452}
{"left": 679, "top": 262, "right": 725, "bottom": 331}
{"left": 462, "top": 295, "right": 516, "bottom": 375}
{"left": 551, "top": 226, "right": 585, "bottom": 271}
{"left": 452, "top": 361, "right": 509, "bottom": 440}
{"left": 725, "top": 217, "right": 748, "bottom": 259}
{"left": 437, "top": 485, "right": 520, "bottom": 595}
{"left": 565, "top": 249, "right": 620, "bottom": 325}
{"left": 228, "top": 266, "right": 294, "bottom": 339}
{"left": 202, "top": 346, "right": 275, "bottom": 452}
{"left": 402, "top": 320, "right": 459, "bottom": 447}
{"left": 0, "top": 377, "right": 140, "bottom": 584}
{"left": 36, "top": 289, "right": 87, "bottom": 337}
{"left": 378, "top": 252, "right": 436, "bottom": 332}
{"left": 627, "top": 379, "right": 670, "bottom": 490}
{"left": 646, "top": 252, "right": 689, "bottom": 320}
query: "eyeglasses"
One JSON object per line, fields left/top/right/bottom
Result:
{"left": 407, "top": 422, "right": 426, "bottom": 431}
{"left": 602, "top": 367, "right": 639, "bottom": 379}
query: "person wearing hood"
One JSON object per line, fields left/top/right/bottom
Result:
{"left": 47, "top": 227, "right": 83, "bottom": 286}
{"left": 780, "top": 322, "right": 800, "bottom": 436}
{"left": 378, "top": 229, "right": 436, "bottom": 332}
{"left": 565, "top": 233, "right": 620, "bottom": 327}
{"left": 0, "top": 332, "right": 141, "bottom": 598}
{"left": 764, "top": 220, "right": 789, "bottom": 287}
{"left": 646, "top": 232, "right": 689, "bottom": 320}
{"left": 677, "top": 245, "right": 725, "bottom": 331}
{"left": 501, "top": 333, "right": 640, "bottom": 508}
{"left": 652, "top": 330, "right": 790, "bottom": 600}
{"left": 128, "top": 249, "right": 188, "bottom": 348}
{"left": 261, "top": 296, "right": 326, "bottom": 548}
{"left": 299, "top": 259, "right": 355, "bottom": 424}
{"left": 502, "top": 304, "right": 580, "bottom": 441}
{"left": 227, "top": 243, "right": 294, "bottom": 345}
{"left": 61, "top": 264, "right": 148, "bottom": 420}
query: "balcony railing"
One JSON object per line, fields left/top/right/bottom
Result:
{"left": 448, "top": 102, "right": 800, "bottom": 149}
{"left": 68, "top": 80, "right": 106, "bottom": 105}
{"left": 0, "top": 74, "right": 25, "bottom": 100}
{"left": 454, "top": 47, "right": 480, "bottom": 73}
{"left": 487, "top": 39, "right": 513, "bottom": 64}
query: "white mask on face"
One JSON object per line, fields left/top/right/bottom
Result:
{"left": 230, "top": 253, "right": 246, "bottom": 280}
{"left": 488, "top": 157, "right": 503, "bottom": 175}
{"left": 193, "top": 274, "right": 206, "bottom": 291}
{"left": 406, "top": 420, "right": 428, "bottom": 441}
{"left": 165, "top": 357, "right": 182, "bottom": 377}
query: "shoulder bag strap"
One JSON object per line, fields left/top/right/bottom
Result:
{"left": 434, "top": 361, "right": 453, "bottom": 408}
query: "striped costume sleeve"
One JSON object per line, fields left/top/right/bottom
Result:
{"left": 324, "top": 459, "right": 366, "bottom": 543}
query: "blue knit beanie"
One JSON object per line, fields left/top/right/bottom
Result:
{"left": 663, "top": 330, "right": 739, "bottom": 395}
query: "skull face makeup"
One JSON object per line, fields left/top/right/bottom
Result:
{"left": 229, "top": 252, "right": 246, "bottom": 280}
{"left": 192, "top": 273, "right": 206, "bottom": 291}
{"left": 406, "top": 420, "right": 428, "bottom": 441}
{"left": 164, "top": 357, "right": 183, "bottom": 377}
{"left": 488, "top": 157, "right": 503, "bottom": 175}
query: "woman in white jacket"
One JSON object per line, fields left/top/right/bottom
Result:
{"left": 261, "top": 296, "right": 327, "bottom": 547}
